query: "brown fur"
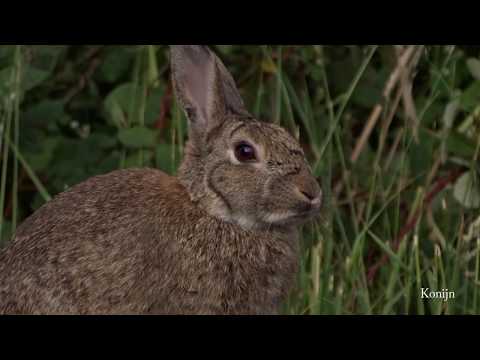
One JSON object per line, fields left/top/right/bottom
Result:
{"left": 0, "top": 46, "right": 321, "bottom": 315}
{"left": 0, "top": 169, "right": 298, "bottom": 314}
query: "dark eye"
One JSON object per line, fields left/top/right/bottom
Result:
{"left": 234, "top": 142, "right": 257, "bottom": 163}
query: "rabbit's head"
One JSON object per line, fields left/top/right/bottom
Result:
{"left": 171, "top": 45, "right": 322, "bottom": 230}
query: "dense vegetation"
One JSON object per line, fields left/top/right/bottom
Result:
{"left": 0, "top": 45, "right": 479, "bottom": 315}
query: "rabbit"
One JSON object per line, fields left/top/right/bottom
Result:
{"left": 0, "top": 45, "right": 322, "bottom": 315}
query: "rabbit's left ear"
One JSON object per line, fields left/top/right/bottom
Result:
{"left": 170, "top": 45, "right": 250, "bottom": 141}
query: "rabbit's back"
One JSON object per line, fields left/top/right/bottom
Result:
{"left": 0, "top": 169, "right": 193, "bottom": 314}
{"left": 0, "top": 168, "right": 299, "bottom": 315}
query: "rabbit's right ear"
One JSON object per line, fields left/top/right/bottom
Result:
{"left": 170, "top": 45, "right": 250, "bottom": 144}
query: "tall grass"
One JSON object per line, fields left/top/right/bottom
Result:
{"left": 0, "top": 46, "right": 51, "bottom": 247}
{"left": 0, "top": 45, "right": 479, "bottom": 314}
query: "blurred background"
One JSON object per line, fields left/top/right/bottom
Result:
{"left": 0, "top": 45, "right": 479, "bottom": 314}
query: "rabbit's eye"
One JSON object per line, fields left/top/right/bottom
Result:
{"left": 234, "top": 142, "right": 257, "bottom": 163}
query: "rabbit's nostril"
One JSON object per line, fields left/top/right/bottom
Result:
{"left": 301, "top": 191, "right": 316, "bottom": 202}
{"left": 299, "top": 189, "right": 322, "bottom": 206}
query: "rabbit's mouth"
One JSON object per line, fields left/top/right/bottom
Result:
{"left": 292, "top": 207, "right": 322, "bottom": 223}
{"left": 262, "top": 204, "right": 322, "bottom": 227}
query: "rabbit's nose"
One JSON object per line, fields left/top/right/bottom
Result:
{"left": 296, "top": 178, "right": 322, "bottom": 207}
{"left": 299, "top": 189, "right": 322, "bottom": 207}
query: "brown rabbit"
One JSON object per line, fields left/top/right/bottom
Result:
{"left": 0, "top": 46, "right": 322, "bottom": 315}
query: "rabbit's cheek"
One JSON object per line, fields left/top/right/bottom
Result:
{"left": 209, "top": 163, "right": 261, "bottom": 215}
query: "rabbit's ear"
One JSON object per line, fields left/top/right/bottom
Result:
{"left": 170, "top": 45, "right": 249, "bottom": 141}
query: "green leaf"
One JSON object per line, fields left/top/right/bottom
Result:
{"left": 88, "top": 133, "right": 118, "bottom": 150}
{"left": 48, "top": 137, "right": 118, "bottom": 192}
{"left": 105, "top": 82, "right": 166, "bottom": 128}
{"left": 459, "top": 81, "right": 480, "bottom": 113}
{"left": 442, "top": 99, "right": 459, "bottom": 129}
{"left": 24, "top": 137, "right": 60, "bottom": 172}
{"left": 0, "top": 46, "right": 15, "bottom": 68}
{"left": 118, "top": 127, "right": 157, "bottom": 149}
{"left": 217, "top": 45, "right": 234, "bottom": 55}
{"left": 23, "top": 66, "right": 50, "bottom": 91}
{"left": 466, "top": 58, "right": 480, "bottom": 81}
{"left": 0, "top": 67, "right": 17, "bottom": 98}
{"left": 29, "top": 46, "right": 66, "bottom": 73}
{"left": 94, "top": 152, "right": 121, "bottom": 174}
{"left": 446, "top": 131, "right": 477, "bottom": 159}
{"left": 31, "top": 193, "right": 48, "bottom": 212}
{"left": 410, "top": 131, "right": 434, "bottom": 177}
{"left": 0, "top": 65, "right": 50, "bottom": 99}
{"left": 97, "top": 47, "right": 134, "bottom": 83}
{"left": 351, "top": 67, "right": 388, "bottom": 108}
{"left": 104, "top": 83, "right": 136, "bottom": 127}
{"left": 23, "top": 100, "right": 66, "bottom": 125}
{"left": 453, "top": 172, "right": 480, "bottom": 209}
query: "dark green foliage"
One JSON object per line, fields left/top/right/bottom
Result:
{"left": 1, "top": 45, "right": 479, "bottom": 314}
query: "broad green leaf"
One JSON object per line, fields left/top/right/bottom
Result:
{"left": 31, "top": 193, "right": 48, "bottom": 212}
{"left": 0, "top": 46, "right": 15, "bottom": 68}
{"left": 0, "top": 65, "right": 50, "bottom": 99}
{"left": 104, "top": 83, "right": 135, "bottom": 127}
{"left": 22, "top": 66, "right": 50, "bottom": 91}
{"left": 118, "top": 127, "right": 157, "bottom": 149}
{"left": 454, "top": 172, "right": 480, "bottom": 209}
{"left": 217, "top": 45, "right": 234, "bottom": 55}
{"left": 466, "top": 58, "right": 480, "bottom": 81}
{"left": 24, "top": 137, "right": 60, "bottom": 172}
{"left": 23, "top": 100, "right": 66, "bottom": 125}
{"left": 442, "top": 99, "right": 459, "bottom": 129}
{"left": 351, "top": 67, "right": 388, "bottom": 108}
{"left": 97, "top": 47, "right": 134, "bottom": 83}
{"left": 446, "top": 131, "right": 477, "bottom": 159}
{"left": 410, "top": 132, "right": 434, "bottom": 177}
{"left": 105, "top": 82, "right": 165, "bottom": 128}
{"left": 460, "top": 81, "right": 480, "bottom": 113}
{"left": 29, "top": 46, "right": 66, "bottom": 73}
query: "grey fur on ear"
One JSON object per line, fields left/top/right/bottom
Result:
{"left": 170, "top": 45, "right": 250, "bottom": 139}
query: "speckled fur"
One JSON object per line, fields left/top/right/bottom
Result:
{"left": 0, "top": 170, "right": 298, "bottom": 314}
{"left": 0, "top": 46, "right": 321, "bottom": 315}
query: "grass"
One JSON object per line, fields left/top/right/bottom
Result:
{"left": 1, "top": 45, "right": 479, "bottom": 314}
